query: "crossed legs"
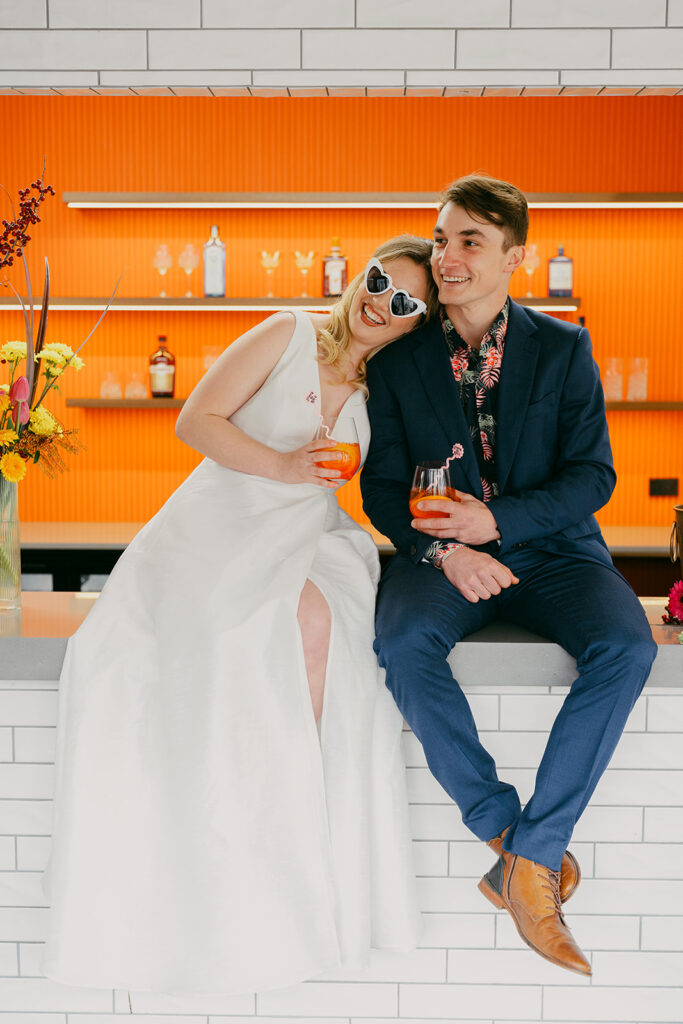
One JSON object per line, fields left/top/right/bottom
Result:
{"left": 375, "top": 549, "right": 657, "bottom": 870}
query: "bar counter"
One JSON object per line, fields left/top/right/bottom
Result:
{"left": 3, "top": 591, "right": 681, "bottom": 685}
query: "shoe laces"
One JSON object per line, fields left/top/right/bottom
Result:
{"left": 539, "top": 866, "right": 565, "bottom": 921}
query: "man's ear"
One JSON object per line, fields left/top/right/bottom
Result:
{"left": 505, "top": 244, "right": 526, "bottom": 275}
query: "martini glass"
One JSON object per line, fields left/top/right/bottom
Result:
{"left": 294, "top": 250, "right": 316, "bottom": 297}
{"left": 523, "top": 243, "right": 540, "bottom": 298}
{"left": 152, "top": 244, "right": 173, "bottom": 297}
{"left": 260, "top": 250, "right": 281, "bottom": 298}
{"left": 178, "top": 244, "right": 200, "bottom": 297}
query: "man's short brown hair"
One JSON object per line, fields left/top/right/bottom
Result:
{"left": 439, "top": 174, "right": 529, "bottom": 249}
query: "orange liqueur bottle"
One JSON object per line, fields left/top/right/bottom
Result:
{"left": 149, "top": 334, "right": 176, "bottom": 398}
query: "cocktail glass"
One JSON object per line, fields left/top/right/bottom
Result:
{"left": 152, "top": 244, "right": 173, "bottom": 297}
{"left": 178, "top": 244, "right": 200, "bottom": 297}
{"left": 410, "top": 462, "right": 460, "bottom": 519}
{"left": 294, "top": 250, "right": 316, "bottom": 297}
{"left": 313, "top": 416, "right": 361, "bottom": 482}
{"left": 523, "top": 243, "right": 540, "bottom": 298}
{"left": 260, "top": 250, "right": 281, "bottom": 298}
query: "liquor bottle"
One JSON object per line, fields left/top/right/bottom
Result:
{"left": 548, "top": 246, "right": 573, "bottom": 297}
{"left": 149, "top": 335, "right": 176, "bottom": 398}
{"left": 322, "top": 237, "right": 348, "bottom": 297}
{"left": 203, "top": 224, "right": 226, "bottom": 297}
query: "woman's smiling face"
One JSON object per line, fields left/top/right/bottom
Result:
{"left": 348, "top": 257, "right": 430, "bottom": 352}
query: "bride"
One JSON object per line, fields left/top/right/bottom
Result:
{"left": 41, "top": 235, "right": 439, "bottom": 996}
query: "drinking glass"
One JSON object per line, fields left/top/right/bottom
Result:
{"left": 99, "top": 373, "right": 123, "bottom": 399}
{"left": 260, "top": 250, "right": 281, "bottom": 297}
{"left": 152, "top": 244, "right": 173, "bottom": 297}
{"left": 124, "top": 373, "right": 147, "bottom": 399}
{"left": 626, "top": 357, "right": 648, "bottom": 401}
{"left": 294, "top": 250, "right": 316, "bottom": 297}
{"left": 602, "top": 357, "right": 623, "bottom": 402}
{"left": 313, "top": 416, "right": 361, "bottom": 482}
{"left": 178, "top": 244, "right": 200, "bottom": 296}
{"left": 409, "top": 462, "right": 460, "bottom": 519}
{"left": 523, "top": 243, "right": 540, "bottom": 297}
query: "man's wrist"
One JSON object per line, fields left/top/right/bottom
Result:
{"left": 423, "top": 540, "right": 467, "bottom": 570}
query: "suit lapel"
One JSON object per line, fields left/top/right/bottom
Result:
{"left": 411, "top": 319, "right": 482, "bottom": 495}
{"left": 496, "top": 300, "right": 540, "bottom": 494}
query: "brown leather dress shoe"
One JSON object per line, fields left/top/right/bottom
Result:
{"left": 487, "top": 826, "right": 580, "bottom": 903}
{"left": 478, "top": 851, "right": 592, "bottom": 976}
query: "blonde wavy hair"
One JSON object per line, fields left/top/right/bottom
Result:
{"left": 316, "top": 234, "right": 439, "bottom": 394}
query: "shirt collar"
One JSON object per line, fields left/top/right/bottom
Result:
{"left": 441, "top": 298, "right": 510, "bottom": 355}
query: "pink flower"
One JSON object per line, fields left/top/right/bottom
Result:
{"left": 9, "top": 376, "right": 30, "bottom": 426}
{"left": 666, "top": 580, "right": 683, "bottom": 623}
{"left": 452, "top": 443, "right": 464, "bottom": 459}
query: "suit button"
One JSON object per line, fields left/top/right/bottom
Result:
{"left": 410, "top": 544, "right": 417, "bottom": 556}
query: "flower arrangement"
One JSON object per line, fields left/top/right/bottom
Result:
{"left": 0, "top": 171, "right": 117, "bottom": 484}
{"left": 662, "top": 580, "right": 683, "bottom": 626}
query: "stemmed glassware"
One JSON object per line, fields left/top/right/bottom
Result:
{"left": 260, "top": 250, "right": 281, "bottom": 297}
{"left": 523, "top": 243, "right": 540, "bottom": 298}
{"left": 178, "top": 244, "right": 200, "bottom": 297}
{"left": 152, "top": 244, "right": 173, "bottom": 298}
{"left": 294, "top": 250, "right": 316, "bottom": 297}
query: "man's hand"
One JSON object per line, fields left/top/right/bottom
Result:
{"left": 411, "top": 492, "right": 501, "bottom": 545}
{"left": 442, "top": 547, "right": 519, "bottom": 603}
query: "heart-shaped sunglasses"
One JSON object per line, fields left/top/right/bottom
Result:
{"left": 363, "top": 258, "right": 427, "bottom": 318}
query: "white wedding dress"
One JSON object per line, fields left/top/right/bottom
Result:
{"left": 41, "top": 309, "right": 419, "bottom": 996}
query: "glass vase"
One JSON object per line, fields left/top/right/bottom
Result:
{"left": 0, "top": 476, "right": 21, "bottom": 611}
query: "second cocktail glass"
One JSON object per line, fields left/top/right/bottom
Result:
{"left": 410, "top": 462, "right": 460, "bottom": 519}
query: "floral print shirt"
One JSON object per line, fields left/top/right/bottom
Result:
{"left": 422, "top": 300, "right": 509, "bottom": 568}
{"left": 441, "top": 299, "right": 509, "bottom": 503}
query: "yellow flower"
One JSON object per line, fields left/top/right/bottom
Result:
{"left": 0, "top": 396, "right": 10, "bottom": 415}
{"left": 36, "top": 344, "right": 83, "bottom": 374}
{"left": 0, "top": 452, "right": 27, "bottom": 483}
{"left": 29, "top": 406, "right": 62, "bottom": 437}
{"left": 0, "top": 428, "right": 18, "bottom": 446}
{"left": 0, "top": 341, "right": 27, "bottom": 362}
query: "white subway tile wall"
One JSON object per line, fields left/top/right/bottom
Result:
{"left": 0, "top": 0, "right": 680, "bottom": 92}
{"left": 0, "top": 678, "right": 681, "bottom": 1021}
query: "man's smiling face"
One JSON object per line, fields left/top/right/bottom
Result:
{"left": 431, "top": 201, "right": 525, "bottom": 316}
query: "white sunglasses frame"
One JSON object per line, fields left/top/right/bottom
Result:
{"left": 363, "top": 258, "right": 428, "bottom": 318}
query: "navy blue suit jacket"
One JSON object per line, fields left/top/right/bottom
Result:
{"left": 361, "top": 299, "right": 617, "bottom": 568}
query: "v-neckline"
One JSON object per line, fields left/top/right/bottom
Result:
{"left": 305, "top": 312, "right": 359, "bottom": 434}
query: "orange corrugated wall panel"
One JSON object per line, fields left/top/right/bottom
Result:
{"left": 0, "top": 96, "right": 681, "bottom": 528}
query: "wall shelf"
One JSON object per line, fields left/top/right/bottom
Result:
{"left": 66, "top": 398, "right": 184, "bottom": 408}
{"left": 61, "top": 191, "right": 683, "bottom": 210}
{"left": 66, "top": 399, "right": 683, "bottom": 412}
{"left": 605, "top": 402, "right": 683, "bottom": 411}
{"left": 0, "top": 295, "right": 580, "bottom": 313}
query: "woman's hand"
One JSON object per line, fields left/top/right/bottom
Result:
{"left": 277, "top": 442, "right": 343, "bottom": 488}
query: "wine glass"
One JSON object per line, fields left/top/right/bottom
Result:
{"left": 313, "top": 416, "right": 361, "bottom": 482}
{"left": 294, "top": 250, "right": 316, "bottom": 297}
{"left": 260, "top": 250, "right": 281, "bottom": 298}
{"left": 523, "top": 243, "right": 540, "bottom": 298}
{"left": 178, "top": 244, "right": 200, "bottom": 297}
{"left": 409, "top": 462, "right": 460, "bottom": 519}
{"left": 152, "top": 244, "right": 173, "bottom": 297}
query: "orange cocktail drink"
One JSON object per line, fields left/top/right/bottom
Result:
{"left": 315, "top": 440, "right": 361, "bottom": 481}
{"left": 409, "top": 485, "right": 461, "bottom": 519}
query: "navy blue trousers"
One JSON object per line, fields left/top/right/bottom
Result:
{"left": 374, "top": 548, "right": 657, "bottom": 871}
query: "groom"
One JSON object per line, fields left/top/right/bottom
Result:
{"left": 361, "top": 174, "right": 657, "bottom": 976}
